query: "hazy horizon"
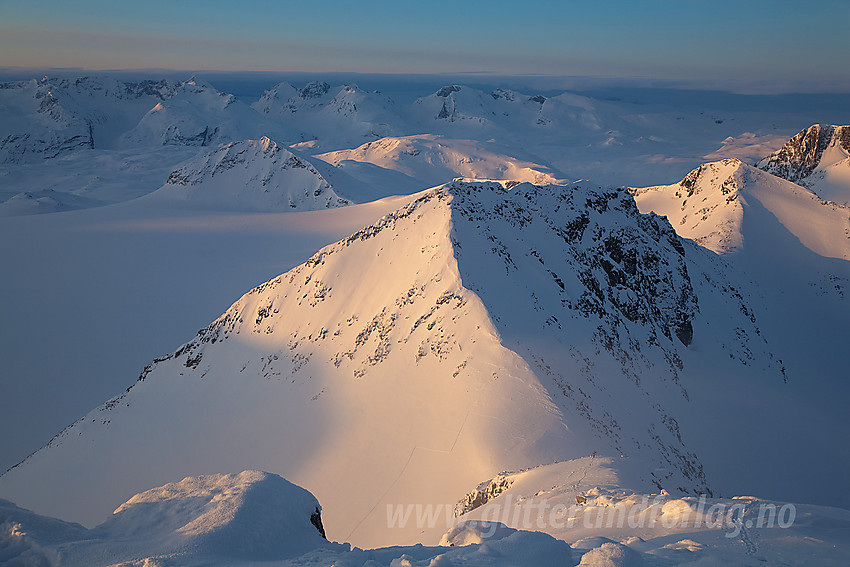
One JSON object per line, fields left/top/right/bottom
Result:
{"left": 1, "top": 0, "right": 848, "bottom": 95}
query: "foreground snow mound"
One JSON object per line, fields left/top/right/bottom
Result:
{"left": 440, "top": 520, "right": 519, "bottom": 546}
{"left": 5, "top": 467, "right": 849, "bottom": 566}
{"left": 632, "top": 158, "right": 850, "bottom": 259}
{"left": 97, "top": 470, "right": 328, "bottom": 561}
{"left": 756, "top": 124, "right": 850, "bottom": 205}
{"left": 0, "top": 471, "right": 332, "bottom": 565}
{"left": 0, "top": 181, "right": 782, "bottom": 547}
{"left": 0, "top": 482, "right": 576, "bottom": 566}
{"left": 144, "top": 136, "right": 350, "bottom": 211}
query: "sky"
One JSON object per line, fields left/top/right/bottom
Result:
{"left": 0, "top": 0, "right": 848, "bottom": 91}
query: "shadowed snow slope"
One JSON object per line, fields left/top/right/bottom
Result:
{"left": 142, "top": 137, "right": 350, "bottom": 211}
{"left": 631, "top": 158, "right": 850, "bottom": 259}
{"left": 632, "top": 159, "right": 850, "bottom": 510}
{"left": 0, "top": 188, "right": 106, "bottom": 217}
{"left": 0, "top": 181, "right": 788, "bottom": 548}
{"left": 120, "top": 77, "right": 275, "bottom": 149}
{"left": 757, "top": 124, "right": 850, "bottom": 205}
{"left": 252, "top": 81, "right": 403, "bottom": 150}
{"left": 0, "top": 76, "right": 176, "bottom": 163}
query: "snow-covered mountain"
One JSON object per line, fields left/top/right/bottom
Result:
{"left": 632, "top": 157, "right": 850, "bottom": 512}
{"left": 407, "top": 85, "right": 608, "bottom": 139}
{"left": 120, "top": 76, "right": 276, "bottom": 148}
{"left": 253, "top": 81, "right": 402, "bottom": 149}
{"left": 3, "top": 73, "right": 850, "bottom": 565}
{"left": 142, "top": 137, "right": 350, "bottom": 211}
{"left": 631, "top": 158, "right": 850, "bottom": 259}
{"left": 756, "top": 124, "right": 850, "bottom": 205}
{"left": 0, "top": 180, "right": 785, "bottom": 548}
{"left": 0, "top": 76, "right": 177, "bottom": 163}
{"left": 317, "top": 134, "right": 567, "bottom": 188}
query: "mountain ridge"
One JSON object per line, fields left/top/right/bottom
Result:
{"left": 756, "top": 123, "right": 850, "bottom": 206}
{"left": 632, "top": 157, "right": 850, "bottom": 259}
{"left": 0, "top": 180, "right": 785, "bottom": 547}
{"left": 143, "top": 136, "right": 351, "bottom": 211}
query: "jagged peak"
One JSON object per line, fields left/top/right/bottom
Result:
{"left": 489, "top": 88, "right": 516, "bottom": 101}
{"left": 177, "top": 75, "right": 218, "bottom": 93}
{"left": 678, "top": 158, "right": 744, "bottom": 197}
{"left": 756, "top": 123, "right": 850, "bottom": 183}
{"left": 299, "top": 81, "right": 331, "bottom": 99}
{"left": 435, "top": 85, "right": 463, "bottom": 97}
{"left": 257, "top": 135, "right": 276, "bottom": 152}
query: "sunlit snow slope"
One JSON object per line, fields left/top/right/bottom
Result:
{"left": 632, "top": 158, "right": 850, "bottom": 259}
{"left": 317, "top": 134, "right": 566, "bottom": 188}
{"left": 0, "top": 181, "right": 782, "bottom": 548}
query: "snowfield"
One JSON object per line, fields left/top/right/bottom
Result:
{"left": 2, "top": 467, "right": 848, "bottom": 566}
{"left": 1, "top": 74, "right": 849, "bottom": 565}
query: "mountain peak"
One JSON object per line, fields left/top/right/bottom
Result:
{"left": 633, "top": 158, "right": 850, "bottom": 259}
{"left": 757, "top": 124, "right": 850, "bottom": 183}
{"left": 300, "top": 81, "right": 331, "bottom": 99}
{"left": 148, "top": 137, "right": 349, "bottom": 211}
{"left": 756, "top": 124, "right": 850, "bottom": 206}
{"left": 436, "top": 85, "right": 463, "bottom": 97}
{"left": 0, "top": 178, "right": 787, "bottom": 546}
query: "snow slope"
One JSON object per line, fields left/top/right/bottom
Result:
{"left": 0, "top": 194, "right": 414, "bottom": 476}
{"left": 317, "top": 134, "right": 567, "bottom": 188}
{"left": 756, "top": 123, "right": 850, "bottom": 206}
{"left": 0, "top": 188, "right": 106, "bottom": 217}
{"left": 0, "top": 181, "right": 784, "bottom": 548}
{"left": 142, "top": 137, "right": 350, "bottom": 212}
{"left": 3, "top": 467, "right": 848, "bottom": 566}
{"left": 632, "top": 159, "right": 850, "bottom": 510}
{"left": 450, "top": 458, "right": 850, "bottom": 566}
{"left": 631, "top": 158, "right": 850, "bottom": 259}
{"left": 0, "top": 470, "right": 333, "bottom": 565}
{"left": 0, "top": 471, "right": 580, "bottom": 567}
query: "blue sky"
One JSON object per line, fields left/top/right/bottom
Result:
{"left": 1, "top": 0, "right": 848, "bottom": 89}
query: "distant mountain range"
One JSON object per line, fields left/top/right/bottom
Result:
{"left": 0, "top": 74, "right": 848, "bottom": 566}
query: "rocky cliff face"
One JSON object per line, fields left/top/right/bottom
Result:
{"left": 757, "top": 124, "right": 850, "bottom": 184}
